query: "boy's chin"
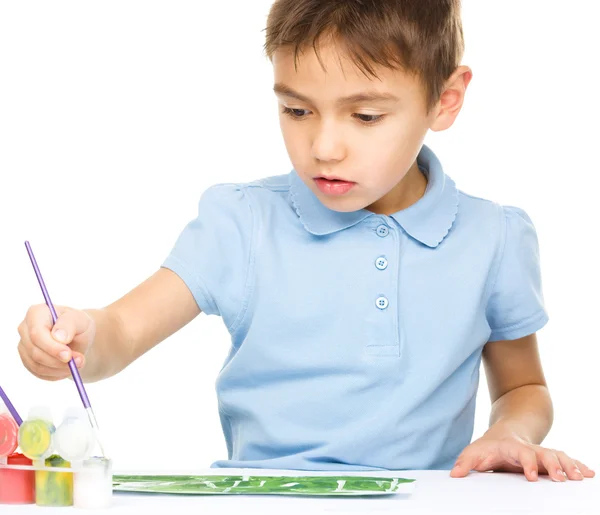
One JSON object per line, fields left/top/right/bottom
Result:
{"left": 316, "top": 192, "right": 371, "bottom": 213}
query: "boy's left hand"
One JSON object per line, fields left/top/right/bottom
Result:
{"left": 450, "top": 431, "right": 596, "bottom": 482}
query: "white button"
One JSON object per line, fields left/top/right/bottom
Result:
{"left": 375, "top": 296, "right": 389, "bottom": 310}
{"left": 375, "top": 256, "right": 388, "bottom": 270}
{"left": 376, "top": 225, "right": 389, "bottom": 237}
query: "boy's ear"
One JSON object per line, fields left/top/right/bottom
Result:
{"left": 430, "top": 65, "right": 473, "bottom": 132}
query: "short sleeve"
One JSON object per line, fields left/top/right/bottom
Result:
{"left": 486, "top": 206, "right": 549, "bottom": 342}
{"left": 161, "top": 184, "right": 254, "bottom": 326}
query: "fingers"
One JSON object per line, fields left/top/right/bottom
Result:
{"left": 553, "top": 452, "right": 597, "bottom": 480}
{"left": 554, "top": 451, "right": 584, "bottom": 481}
{"left": 515, "top": 447, "right": 539, "bottom": 482}
{"left": 18, "top": 338, "right": 85, "bottom": 380}
{"left": 529, "top": 447, "right": 595, "bottom": 482}
{"left": 24, "top": 303, "right": 54, "bottom": 331}
{"left": 450, "top": 439, "right": 595, "bottom": 483}
{"left": 537, "top": 448, "right": 566, "bottom": 482}
{"left": 21, "top": 305, "right": 91, "bottom": 363}
{"left": 450, "top": 450, "right": 484, "bottom": 478}
{"left": 18, "top": 341, "right": 69, "bottom": 381}
{"left": 573, "top": 459, "right": 596, "bottom": 478}
{"left": 18, "top": 305, "right": 89, "bottom": 381}
{"left": 22, "top": 305, "right": 73, "bottom": 363}
{"left": 51, "top": 309, "right": 93, "bottom": 351}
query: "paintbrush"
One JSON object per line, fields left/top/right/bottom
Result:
{"left": 24, "top": 241, "right": 106, "bottom": 457}
{"left": 0, "top": 386, "right": 22, "bottom": 426}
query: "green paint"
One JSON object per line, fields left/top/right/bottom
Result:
{"left": 112, "top": 474, "right": 415, "bottom": 496}
{"left": 35, "top": 455, "right": 73, "bottom": 507}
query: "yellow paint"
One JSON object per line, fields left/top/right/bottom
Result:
{"left": 18, "top": 419, "right": 54, "bottom": 460}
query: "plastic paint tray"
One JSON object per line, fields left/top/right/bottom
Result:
{"left": 0, "top": 456, "right": 112, "bottom": 508}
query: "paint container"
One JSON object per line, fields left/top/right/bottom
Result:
{"left": 18, "top": 407, "right": 55, "bottom": 461}
{"left": 35, "top": 454, "right": 73, "bottom": 507}
{"left": 0, "top": 412, "right": 19, "bottom": 457}
{"left": 54, "top": 407, "right": 94, "bottom": 462}
{"left": 74, "top": 457, "right": 113, "bottom": 509}
{"left": 0, "top": 453, "right": 36, "bottom": 504}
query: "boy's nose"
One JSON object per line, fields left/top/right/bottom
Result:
{"left": 311, "top": 125, "right": 346, "bottom": 163}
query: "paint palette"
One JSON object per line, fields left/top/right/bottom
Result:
{"left": 0, "top": 407, "right": 112, "bottom": 508}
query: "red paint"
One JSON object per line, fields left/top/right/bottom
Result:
{"left": 0, "top": 453, "right": 35, "bottom": 504}
{"left": 0, "top": 413, "right": 19, "bottom": 457}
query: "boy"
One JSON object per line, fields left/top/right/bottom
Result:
{"left": 17, "top": 0, "right": 595, "bottom": 481}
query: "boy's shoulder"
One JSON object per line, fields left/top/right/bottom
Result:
{"left": 455, "top": 188, "right": 538, "bottom": 250}
{"left": 196, "top": 174, "right": 293, "bottom": 220}
{"left": 246, "top": 174, "right": 291, "bottom": 192}
{"left": 457, "top": 187, "right": 497, "bottom": 209}
{"left": 457, "top": 188, "right": 501, "bottom": 220}
{"left": 206, "top": 173, "right": 291, "bottom": 197}
{"left": 202, "top": 174, "right": 293, "bottom": 208}
{"left": 457, "top": 188, "right": 532, "bottom": 222}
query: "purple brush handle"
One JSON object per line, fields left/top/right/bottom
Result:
{"left": 0, "top": 385, "right": 23, "bottom": 426}
{"left": 24, "top": 241, "right": 92, "bottom": 409}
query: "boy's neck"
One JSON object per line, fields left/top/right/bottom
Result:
{"left": 365, "top": 161, "right": 428, "bottom": 215}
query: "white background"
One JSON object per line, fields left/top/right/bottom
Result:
{"left": 0, "top": 1, "right": 598, "bottom": 473}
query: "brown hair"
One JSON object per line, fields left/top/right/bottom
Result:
{"left": 264, "top": 0, "right": 464, "bottom": 111}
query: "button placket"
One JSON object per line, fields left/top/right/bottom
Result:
{"left": 374, "top": 223, "right": 390, "bottom": 310}
{"left": 366, "top": 219, "right": 400, "bottom": 357}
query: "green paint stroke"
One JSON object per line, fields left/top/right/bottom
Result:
{"left": 113, "top": 474, "right": 415, "bottom": 496}
{"left": 35, "top": 455, "right": 74, "bottom": 507}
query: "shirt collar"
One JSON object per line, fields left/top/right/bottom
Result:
{"left": 288, "top": 144, "right": 459, "bottom": 248}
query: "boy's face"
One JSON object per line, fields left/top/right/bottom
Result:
{"left": 273, "top": 40, "right": 460, "bottom": 214}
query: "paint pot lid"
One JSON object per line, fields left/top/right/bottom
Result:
{"left": 27, "top": 406, "right": 53, "bottom": 422}
{"left": 0, "top": 411, "right": 17, "bottom": 424}
{"left": 62, "top": 406, "right": 87, "bottom": 422}
{"left": 0, "top": 414, "right": 19, "bottom": 456}
{"left": 0, "top": 412, "right": 18, "bottom": 426}
{"left": 54, "top": 417, "right": 94, "bottom": 461}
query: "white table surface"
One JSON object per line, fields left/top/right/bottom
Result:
{"left": 2, "top": 468, "right": 598, "bottom": 514}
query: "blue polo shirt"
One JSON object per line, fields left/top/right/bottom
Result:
{"left": 162, "top": 144, "right": 548, "bottom": 471}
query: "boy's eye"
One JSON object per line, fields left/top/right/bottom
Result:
{"left": 282, "top": 107, "right": 385, "bottom": 125}
{"left": 282, "top": 107, "right": 310, "bottom": 118}
{"left": 353, "top": 113, "right": 384, "bottom": 124}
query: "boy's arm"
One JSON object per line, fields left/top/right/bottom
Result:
{"left": 451, "top": 333, "right": 595, "bottom": 480}
{"left": 482, "top": 333, "right": 552, "bottom": 444}
{"left": 80, "top": 267, "right": 200, "bottom": 382}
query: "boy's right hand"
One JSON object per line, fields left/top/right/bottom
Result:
{"left": 17, "top": 305, "right": 96, "bottom": 381}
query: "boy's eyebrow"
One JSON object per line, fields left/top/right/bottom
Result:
{"left": 273, "top": 83, "right": 399, "bottom": 105}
